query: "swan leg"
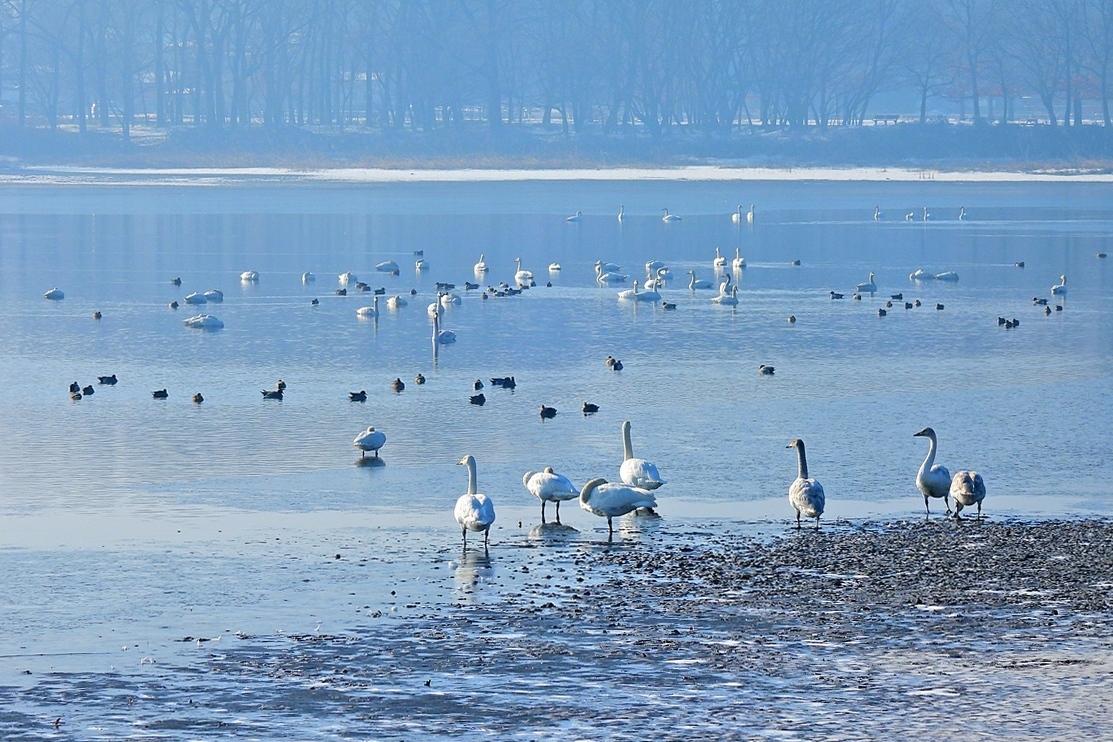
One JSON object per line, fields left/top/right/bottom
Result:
{"left": 815, "top": 516, "right": 821, "bottom": 530}
{"left": 944, "top": 495, "right": 952, "bottom": 515}
{"left": 541, "top": 501, "right": 547, "bottom": 524}
{"left": 484, "top": 529, "right": 490, "bottom": 547}
{"left": 607, "top": 516, "right": 614, "bottom": 536}
{"left": 924, "top": 495, "right": 930, "bottom": 515}
{"left": 795, "top": 510, "right": 801, "bottom": 529}
{"left": 555, "top": 501, "right": 561, "bottom": 524}
{"left": 461, "top": 527, "right": 467, "bottom": 548}
{"left": 977, "top": 501, "right": 982, "bottom": 520}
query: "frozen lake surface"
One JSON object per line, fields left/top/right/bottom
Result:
{"left": 0, "top": 175, "right": 1111, "bottom": 738}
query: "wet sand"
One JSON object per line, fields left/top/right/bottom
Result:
{"left": 4, "top": 517, "right": 1109, "bottom": 739}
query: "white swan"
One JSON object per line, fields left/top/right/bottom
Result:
{"left": 514, "top": 257, "right": 534, "bottom": 286}
{"left": 856, "top": 272, "right": 877, "bottom": 294}
{"left": 618, "top": 205, "right": 625, "bottom": 222}
{"left": 645, "top": 259, "right": 666, "bottom": 273}
{"left": 732, "top": 247, "right": 746, "bottom": 270}
{"left": 746, "top": 204, "right": 755, "bottom": 223}
{"left": 618, "top": 280, "right": 660, "bottom": 302}
{"left": 183, "top": 314, "right": 223, "bottom": 329}
{"left": 687, "top": 270, "right": 713, "bottom": 290}
{"left": 375, "top": 261, "right": 399, "bottom": 273}
{"left": 873, "top": 205, "right": 882, "bottom": 221}
{"left": 548, "top": 262, "right": 561, "bottom": 272}
{"left": 474, "top": 254, "right": 489, "bottom": 273}
{"left": 934, "top": 270, "right": 959, "bottom": 281}
{"left": 339, "top": 271, "right": 358, "bottom": 285}
{"left": 619, "top": 420, "right": 665, "bottom": 490}
{"left": 913, "top": 427, "right": 952, "bottom": 515}
{"left": 203, "top": 289, "right": 223, "bottom": 302}
{"left": 455, "top": 455, "right": 496, "bottom": 547}
{"left": 662, "top": 208, "right": 682, "bottom": 222}
{"left": 240, "top": 270, "right": 259, "bottom": 282}
{"left": 43, "top": 288, "right": 64, "bottom": 300}
{"left": 596, "top": 260, "right": 622, "bottom": 273}
{"left": 184, "top": 292, "right": 208, "bottom": 304}
{"left": 922, "top": 207, "right": 932, "bottom": 221}
{"left": 595, "top": 263, "right": 628, "bottom": 283}
{"left": 1052, "top": 275, "right": 1067, "bottom": 295}
{"left": 427, "top": 296, "right": 443, "bottom": 318}
{"left": 787, "top": 438, "right": 825, "bottom": 529}
{"left": 909, "top": 268, "right": 931, "bottom": 281}
{"left": 523, "top": 467, "right": 578, "bottom": 523}
{"left": 353, "top": 426, "right": 386, "bottom": 458}
{"left": 415, "top": 258, "right": 429, "bottom": 271}
{"left": 357, "top": 296, "right": 380, "bottom": 318}
{"left": 386, "top": 295, "right": 408, "bottom": 309}
{"left": 439, "top": 292, "right": 461, "bottom": 306}
{"left": 302, "top": 272, "right": 316, "bottom": 283}
{"left": 958, "top": 206, "right": 966, "bottom": 220}
{"left": 950, "top": 470, "right": 986, "bottom": 519}
{"left": 579, "top": 478, "right": 657, "bottom": 535}
{"left": 713, "top": 247, "right": 727, "bottom": 269}
{"left": 644, "top": 267, "right": 669, "bottom": 290}
{"left": 566, "top": 210, "right": 583, "bottom": 222}
{"left": 433, "top": 309, "right": 456, "bottom": 344}
{"left": 732, "top": 204, "right": 743, "bottom": 223}
{"left": 712, "top": 285, "right": 739, "bottom": 306}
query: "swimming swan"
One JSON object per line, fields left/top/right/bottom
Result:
{"left": 240, "top": 270, "right": 259, "bottom": 282}
{"left": 712, "top": 285, "right": 739, "bottom": 306}
{"left": 687, "top": 270, "right": 713, "bottom": 290}
{"left": 474, "top": 254, "right": 489, "bottom": 273}
{"left": 579, "top": 478, "right": 657, "bottom": 535}
{"left": 353, "top": 426, "right": 386, "bottom": 457}
{"left": 339, "top": 271, "right": 358, "bottom": 285}
{"left": 523, "top": 467, "right": 578, "bottom": 523}
{"left": 746, "top": 204, "right": 755, "bottom": 223}
{"left": 375, "top": 261, "right": 400, "bottom": 273}
{"left": 856, "top": 272, "right": 877, "bottom": 294}
{"left": 387, "top": 295, "right": 408, "bottom": 309}
{"left": 787, "top": 438, "right": 825, "bottom": 529}
{"left": 1052, "top": 275, "right": 1067, "bottom": 295}
{"left": 732, "top": 204, "right": 743, "bottom": 223}
{"left": 619, "top": 420, "right": 665, "bottom": 489}
{"left": 950, "top": 470, "right": 986, "bottom": 519}
{"left": 356, "top": 296, "right": 380, "bottom": 318}
{"left": 662, "top": 208, "right": 682, "bottom": 222}
{"left": 713, "top": 247, "right": 727, "bottom": 269}
{"left": 183, "top": 314, "right": 223, "bottom": 329}
{"left": 433, "top": 309, "right": 456, "bottom": 344}
{"left": 184, "top": 292, "right": 208, "bottom": 304}
{"left": 732, "top": 247, "right": 746, "bottom": 270}
{"left": 44, "top": 288, "right": 64, "bottom": 300}
{"left": 596, "top": 263, "right": 628, "bottom": 283}
{"left": 455, "top": 455, "right": 496, "bottom": 547}
{"left": 514, "top": 257, "right": 534, "bottom": 286}
{"left": 618, "top": 205, "right": 625, "bottom": 222}
{"left": 913, "top": 427, "right": 952, "bottom": 515}
{"left": 566, "top": 210, "right": 583, "bottom": 222}
{"left": 618, "top": 280, "right": 660, "bottom": 302}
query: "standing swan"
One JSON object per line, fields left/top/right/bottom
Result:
{"left": 514, "top": 257, "right": 534, "bottom": 287}
{"left": 913, "top": 427, "right": 952, "bottom": 515}
{"left": 619, "top": 420, "right": 665, "bottom": 490}
{"left": 455, "top": 455, "right": 496, "bottom": 548}
{"left": 1051, "top": 275, "right": 1067, "bottom": 296}
{"left": 787, "top": 438, "right": 825, "bottom": 529}
{"left": 353, "top": 426, "right": 386, "bottom": 458}
{"left": 579, "top": 478, "right": 657, "bottom": 536}
{"left": 950, "top": 470, "right": 986, "bottom": 519}
{"left": 523, "top": 467, "right": 578, "bottom": 523}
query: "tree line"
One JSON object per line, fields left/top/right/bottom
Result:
{"left": 1, "top": 0, "right": 1111, "bottom": 139}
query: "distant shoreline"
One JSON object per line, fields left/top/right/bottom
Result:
{"left": 4, "top": 164, "right": 1113, "bottom": 185}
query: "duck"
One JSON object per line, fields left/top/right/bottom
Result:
{"left": 662, "top": 301, "right": 677, "bottom": 310}
{"left": 713, "top": 247, "right": 727, "bottom": 269}
{"left": 1015, "top": 261, "right": 1026, "bottom": 267}
{"left": 470, "top": 393, "right": 486, "bottom": 405}
{"left": 830, "top": 291, "right": 844, "bottom": 299}
{"left": 276, "top": 380, "right": 287, "bottom": 391}
{"left": 913, "top": 427, "right": 952, "bottom": 515}
{"left": 391, "top": 378, "right": 405, "bottom": 392}
{"left": 169, "top": 301, "right": 179, "bottom": 309}
{"left": 386, "top": 295, "right": 408, "bottom": 309}
{"left": 302, "top": 272, "right": 315, "bottom": 283}
{"left": 356, "top": 296, "right": 380, "bottom": 318}
{"left": 81, "top": 385, "right": 94, "bottom": 395}
{"left": 618, "top": 280, "right": 660, "bottom": 302}
{"left": 661, "top": 208, "right": 682, "bottom": 222}
{"left": 566, "top": 210, "right": 583, "bottom": 222}
{"left": 261, "top": 389, "right": 283, "bottom": 399}
{"left": 414, "top": 373, "right": 426, "bottom": 385}
{"left": 192, "top": 393, "right": 204, "bottom": 404}
{"left": 374, "top": 287, "right": 386, "bottom": 295}
{"left": 69, "top": 381, "right": 80, "bottom": 393}
{"left": 172, "top": 277, "right": 182, "bottom": 286}
{"left": 891, "top": 293, "right": 903, "bottom": 300}
{"left": 94, "top": 311, "right": 104, "bottom": 320}
{"left": 44, "top": 288, "right": 65, "bottom": 300}
{"left": 619, "top": 420, "right": 665, "bottom": 490}
{"left": 473, "top": 379, "right": 484, "bottom": 390}
{"left": 856, "top": 272, "right": 877, "bottom": 294}
{"left": 935, "top": 303, "right": 945, "bottom": 311}
{"left": 240, "top": 270, "right": 259, "bottom": 282}
{"left": 490, "top": 376, "right": 515, "bottom": 388}
{"left": 759, "top": 365, "right": 775, "bottom": 375}
{"left": 336, "top": 288, "right": 348, "bottom": 296}
{"left": 339, "top": 271, "right": 358, "bottom": 285}
{"left": 878, "top": 308, "right": 887, "bottom": 317}
{"left": 539, "top": 405, "right": 557, "bottom": 419}
{"left": 474, "top": 254, "right": 489, "bottom": 273}
{"left": 787, "top": 438, "right": 824, "bottom": 529}
{"left": 97, "top": 374, "right": 118, "bottom": 385}
{"left": 732, "top": 247, "right": 746, "bottom": 270}
{"left": 152, "top": 389, "right": 168, "bottom": 399}
{"left": 349, "top": 390, "right": 367, "bottom": 402}
{"left": 353, "top": 426, "right": 386, "bottom": 458}
{"left": 1052, "top": 275, "right": 1067, "bottom": 295}
{"left": 523, "top": 467, "right": 578, "bottom": 523}
{"left": 950, "top": 470, "right": 986, "bottom": 519}
{"left": 514, "top": 257, "right": 534, "bottom": 286}
{"left": 582, "top": 402, "right": 599, "bottom": 415}
{"left": 455, "top": 455, "right": 496, "bottom": 548}
{"left": 579, "top": 478, "right": 657, "bottom": 536}
{"left": 687, "top": 270, "right": 713, "bottom": 289}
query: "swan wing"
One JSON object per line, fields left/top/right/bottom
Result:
{"left": 583, "top": 482, "right": 657, "bottom": 517}
{"left": 620, "top": 458, "right": 665, "bottom": 489}
{"left": 789, "top": 478, "right": 825, "bottom": 518}
{"left": 455, "top": 493, "right": 496, "bottom": 531}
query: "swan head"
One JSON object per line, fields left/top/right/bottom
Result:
{"left": 544, "top": 466, "right": 555, "bottom": 474}
{"left": 786, "top": 438, "right": 804, "bottom": 450}
{"left": 457, "top": 455, "right": 475, "bottom": 467}
{"left": 1060, "top": 275, "right": 1066, "bottom": 282}
{"left": 913, "top": 427, "right": 936, "bottom": 439}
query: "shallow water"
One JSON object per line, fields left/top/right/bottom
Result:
{"left": 0, "top": 176, "right": 1111, "bottom": 738}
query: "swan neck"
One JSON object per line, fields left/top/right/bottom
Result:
{"left": 796, "top": 443, "right": 809, "bottom": 480}
{"left": 466, "top": 458, "right": 477, "bottom": 495}
{"left": 919, "top": 432, "right": 937, "bottom": 476}
{"left": 622, "top": 423, "right": 634, "bottom": 461}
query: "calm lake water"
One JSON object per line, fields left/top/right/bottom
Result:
{"left": 0, "top": 174, "right": 1111, "bottom": 738}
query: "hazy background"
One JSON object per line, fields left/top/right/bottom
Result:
{"left": 0, "top": 0, "right": 1111, "bottom": 167}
